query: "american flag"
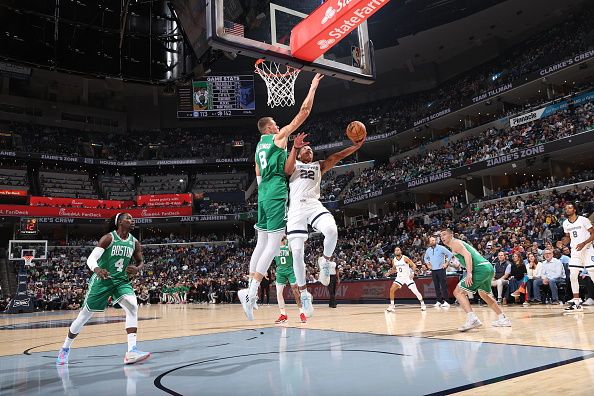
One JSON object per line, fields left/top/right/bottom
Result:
{"left": 224, "top": 20, "right": 244, "bottom": 37}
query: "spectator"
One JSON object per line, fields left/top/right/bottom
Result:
{"left": 491, "top": 252, "right": 511, "bottom": 304}
{"left": 533, "top": 249, "right": 565, "bottom": 304}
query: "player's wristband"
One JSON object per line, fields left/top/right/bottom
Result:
{"left": 87, "top": 247, "right": 105, "bottom": 272}
{"left": 256, "top": 176, "right": 262, "bottom": 185}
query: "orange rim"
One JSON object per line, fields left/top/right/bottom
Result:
{"left": 254, "top": 59, "right": 300, "bottom": 78}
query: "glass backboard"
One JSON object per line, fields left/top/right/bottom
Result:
{"left": 8, "top": 240, "right": 48, "bottom": 261}
{"left": 207, "top": 0, "right": 375, "bottom": 83}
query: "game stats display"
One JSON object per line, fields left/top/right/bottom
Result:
{"left": 177, "top": 75, "right": 255, "bottom": 118}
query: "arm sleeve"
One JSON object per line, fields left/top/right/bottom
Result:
{"left": 87, "top": 247, "right": 105, "bottom": 272}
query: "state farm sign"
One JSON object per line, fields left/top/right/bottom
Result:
{"left": 290, "top": 0, "right": 390, "bottom": 62}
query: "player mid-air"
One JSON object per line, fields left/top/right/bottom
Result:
{"left": 386, "top": 247, "right": 426, "bottom": 312}
{"left": 561, "top": 202, "right": 594, "bottom": 312}
{"left": 439, "top": 228, "right": 511, "bottom": 331}
{"left": 284, "top": 127, "right": 365, "bottom": 317}
{"left": 56, "top": 213, "right": 150, "bottom": 365}
{"left": 239, "top": 73, "right": 323, "bottom": 320}
{"left": 274, "top": 237, "right": 307, "bottom": 324}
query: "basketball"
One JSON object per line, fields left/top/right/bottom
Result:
{"left": 346, "top": 121, "right": 367, "bottom": 143}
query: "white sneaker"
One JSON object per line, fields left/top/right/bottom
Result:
{"left": 420, "top": 302, "right": 426, "bottom": 311}
{"left": 317, "top": 257, "right": 331, "bottom": 286}
{"left": 386, "top": 304, "right": 396, "bottom": 312}
{"left": 441, "top": 302, "right": 450, "bottom": 308}
{"left": 433, "top": 302, "right": 442, "bottom": 308}
{"left": 583, "top": 298, "right": 594, "bottom": 306}
{"left": 523, "top": 301, "right": 530, "bottom": 307}
{"left": 458, "top": 317, "right": 482, "bottom": 332}
{"left": 301, "top": 291, "right": 314, "bottom": 317}
{"left": 492, "top": 317, "right": 512, "bottom": 328}
{"left": 124, "top": 346, "right": 151, "bottom": 365}
{"left": 238, "top": 289, "right": 254, "bottom": 320}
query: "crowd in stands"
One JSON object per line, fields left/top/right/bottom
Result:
{"left": 12, "top": 172, "right": 593, "bottom": 311}
{"left": 2, "top": 4, "right": 592, "bottom": 162}
{"left": 344, "top": 101, "right": 594, "bottom": 199}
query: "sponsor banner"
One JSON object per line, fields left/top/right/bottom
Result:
{"left": 471, "top": 82, "right": 513, "bottom": 104}
{"left": 274, "top": 276, "right": 459, "bottom": 302}
{"left": 406, "top": 170, "right": 453, "bottom": 188}
{"left": 340, "top": 130, "right": 594, "bottom": 205}
{"left": 0, "top": 151, "right": 253, "bottom": 167}
{"left": 179, "top": 214, "right": 237, "bottom": 222}
{"left": 342, "top": 189, "right": 384, "bottom": 205}
{"left": 30, "top": 196, "right": 130, "bottom": 208}
{"left": 509, "top": 108, "right": 547, "bottom": 127}
{"left": 290, "top": 0, "right": 390, "bottom": 62}
{"left": 0, "top": 189, "right": 27, "bottom": 196}
{"left": 0, "top": 61, "right": 32, "bottom": 80}
{"left": 509, "top": 89, "right": 594, "bottom": 127}
{"left": 136, "top": 193, "right": 193, "bottom": 207}
{"left": 0, "top": 205, "right": 192, "bottom": 218}
{"left": 538, "top": 49, "right": 594, "bottom": 77}
{"left": 413, "top": 108, "right": 452, "bottom": 127}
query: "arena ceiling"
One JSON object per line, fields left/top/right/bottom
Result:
{"left": 1, "top": 0, "right": 567, "bottom": 83}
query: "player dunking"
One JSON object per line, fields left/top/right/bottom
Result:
{"left": 274, "top": 237, "right": 307, "bottom": 324}
{"left": 239, "top": 73, "right": 323, "bottom": 320}
{"left": 439, "top": 228, "right": 511, "bottom": 331}
{"left": 56, "top": 213, "right": 150, "bottom": 365}
{"left": 385, "top": 247, "right": 426, "bottom": 312}
{"left": 284, "top": 131, "right": 365, "bottom": 317}
{"left": 561, "top": 202, "right": 594, "bottom": 312}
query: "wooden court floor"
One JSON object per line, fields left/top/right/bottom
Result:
{"left": 1, "top": 303, "right": 593, "bottom": 395}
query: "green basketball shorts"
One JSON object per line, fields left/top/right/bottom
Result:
{"left": 255, "top": 198, "right": 287, "bottom": 233}
{"left": 84, "top": 274, "right": 135, "bottom": 312}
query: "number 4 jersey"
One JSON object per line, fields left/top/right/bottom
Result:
{"left": 100, "top": 231, "right": 137, "bottom": 281}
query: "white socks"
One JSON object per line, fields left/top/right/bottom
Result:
{"left": 127, "top": 333, "right": 137, "bottom": 351}
{"left": 62, "top": 336, "right": 74, "bottom": 349}
{"left": 248, "top": 279, "right": 261, "bottom": 300}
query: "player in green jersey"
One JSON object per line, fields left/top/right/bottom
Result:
{"left": 239, "top": 73, "right": 323, "bottom": 320}
{"left": 274, "top": 238, "right": 306, "bottom": 324}
{"left": 57, "top": 213, "right": 151, "bottom": 365}
{"left": 439, "top": 228, "right": 511, "bottom": 331}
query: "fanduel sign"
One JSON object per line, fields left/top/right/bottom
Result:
{"left": 290, "top": 0, "right": 390, "bottom": 62}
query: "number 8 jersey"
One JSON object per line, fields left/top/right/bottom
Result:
{"left": 255, "top": 134, "right": 288, "bottom": 201}
{"left": 289, "top": 160, "right": 321, "bottom": 203}
{"left": 100, "top": 231, "right": 137, "bottom": 281}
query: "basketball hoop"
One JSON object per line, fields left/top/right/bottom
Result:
{"left": 254, "top": 59, "right": 301, "bottom": 108}
{"left": 23, "top": 255, "right": 34, "bottom": 266}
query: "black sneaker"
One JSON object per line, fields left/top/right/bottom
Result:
{"left": 564, "top": 301, "right": 583, "bottom": 313}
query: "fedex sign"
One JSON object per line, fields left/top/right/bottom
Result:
{"left": 291, "top": 0, "right": 390, "bottom": 62}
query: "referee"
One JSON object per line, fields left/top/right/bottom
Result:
{"left": 424, "top": 236, "right": 454, "bottom": 308}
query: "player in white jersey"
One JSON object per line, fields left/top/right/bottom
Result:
{"left": 386, "top": 247, "right": 426, "bottom": 312}
{"left": 561, "top": 203, "right": 594, "bottom": 312}
{"left": 284, "top": 132, "right": 365, "bottom": 317}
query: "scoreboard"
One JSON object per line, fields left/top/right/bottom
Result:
{"left": 177, "top": 75, "right": 255, "bottom": 118}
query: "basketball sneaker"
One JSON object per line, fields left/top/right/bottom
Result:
{"left": 300, "top": 313, "right": 307, "bottom": 323}
{"left": 441, "top": 302, "right": 450, "bottom": 308}
{"left": 124, "top": 346, "right": 151, "bottom": 365}
{"left": 275, "top": 314, "right": 288, "bottom": 324}
{"left": 386, "top": 304, "right": 396, "bottom": 312}
{"left": 301, "top": 291, "right": 314, "bottom": 317}
{"left": 583, "top": 298, "right": 594, "bottom": 306}
{"left": 317, "top": 257, "right": 331, "bottom": 286}
{"left": 56, "top": 348, "right": 70, "bottom": 365}
{"left": 238, "top": 289, "right": 255, "bottom": 320}
{"left": 492, "top": 316, "right": 512, "bottom": 327}
{"left": 458, "top": 317, "right": 482, "bottom": 332}
{"left": 433, "top": 302, "right": 442, "bottom": 308}
{"left": 564, "top": 301, "right": 583, "bottom": 313}
{"left": 420, "top": 302, "right": 426, "bottom": 311}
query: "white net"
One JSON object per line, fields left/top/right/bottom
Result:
{"left": 255, "top": 59, "right": 301, "bottom": 108}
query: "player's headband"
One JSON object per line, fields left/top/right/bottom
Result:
{"left": 115, "top": 212, "right": 123, "bottom": 225}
